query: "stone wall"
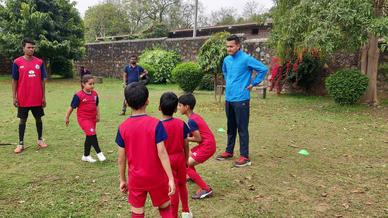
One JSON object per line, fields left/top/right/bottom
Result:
{"left": 0, "top": 55, "right": 11, "bottom": 75}
{"left": 76, "top": 37, "right": 209, "bottom": 78}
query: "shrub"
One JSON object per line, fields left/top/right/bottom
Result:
{"left": 172, "top": 62, "right": 203, "bottom": 93}
{"left": 198, "top": 73, "right": 214, "bottom": 90}
{"left": 50, "top": 57, "right": 74, "bottom": 78}
{"left": 198, "top": 32, "right": 230, "bottom": 75}
{"left": 325, "top": 69, "right": 369, "bottom": 105}
{"left": 139, "top": 48, "right": 181, "bottom": 83}
{"left": 139, "top": 62, "right": 156, "bottom": 83}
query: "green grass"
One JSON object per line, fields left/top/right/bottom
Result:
{"left": 0, "top": 77, "right": 387, "bottom": 217}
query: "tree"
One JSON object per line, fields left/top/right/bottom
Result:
{"left": 84, "top": 3, "right": 130, "bottom": 41}
{"left": 142, "top": 0, "right": 179, "bottom": 23}
{"left": 0, "top": 0, "right": 84, "bottom": 77}
{"left": 122, "top": 0, "right": 150, "bottom": 34}
{"left": 209, "top": 7, "right": 239, "bottom": 25}
{"left": 270, "top": 0, "right": 388, "bottom": 105}
{"left": 242, "top": 0, "right": 267, "bottom": 20}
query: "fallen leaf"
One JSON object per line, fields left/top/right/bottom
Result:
{"left": 351, "top": 189, "right": 365, "bottom": 194}
{"left": 342, "top": 203, "right": 350, "bottom": 209}
{"left": 321, "top": 192, "right": 328, "bottom": 197}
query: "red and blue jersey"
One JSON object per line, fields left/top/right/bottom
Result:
{"left": 162, "top": 118, "right": 190, "bottom": 155}
{"left": 188, "top": 113, "right": 216, "bottom": 149}
{"left": 116, "top": 115, "right": 168, "bottom": 190}
{"left": 12, "top": 56, "right": 47, "bottom": 107}
{"left": 71, "top": 90, "right": 99, "bottom": 120}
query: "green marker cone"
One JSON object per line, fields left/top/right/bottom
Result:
{"left": 298, "top": 149, "right": 310, "bottom": 156}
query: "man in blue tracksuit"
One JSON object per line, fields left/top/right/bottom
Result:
{"left": 216, "top": 35, "right": 268, "bottom": 167}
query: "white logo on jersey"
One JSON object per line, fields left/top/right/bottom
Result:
{"left": 20, "top": 66, "right": 25, "bottom": 69}
{"left": 35, "top": 64, "right": 40, "bottom": 70}
{"left": 90, "top": 128, "right": 94, "bottom": 132}
{"left": 28, "top": 70, "right": 36, "bottom": 77}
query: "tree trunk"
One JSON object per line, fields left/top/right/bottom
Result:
{"left": 361, "top": 34, "right": 380, "bottom": 106}
{"left": 214, "top": 73, "right": 218, "bottom": 101}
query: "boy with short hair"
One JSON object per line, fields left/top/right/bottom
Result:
{"left": 116, "top": 82, "right": 175, "bottom": 218}
{"left": 178, "top": 93, "right": 216, "bottom": 199}
{"left": 159, "top": 92, "right": 192, "bottom": 218}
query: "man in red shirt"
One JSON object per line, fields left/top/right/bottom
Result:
{"left": 116, "top": 82, "right": 175, "bottom": 218}
{"left": 12, "top": 38, "right": 48, "bottom": 154}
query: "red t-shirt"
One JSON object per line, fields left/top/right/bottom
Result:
{"left": 71, "top": 90, "right": 99, "bottom": 121}
{"left": 116, "top": 115, "right": 168, "bottom": 190}
{"left": 188, "top": 113, "right": 216, "bottom": 149}
{"left": 162, "top": 118, "right": 190, "bottom": 156}
{"left": 12, "top": 56, "right": 46, "bottom": 107}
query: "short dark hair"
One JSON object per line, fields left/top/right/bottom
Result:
{"left": 226, "top": 35, "right": 240, "bottom": 44}
{"left": 125, "top": 82, "right": 149, "bottom": 110}
{"left": 130, "top": 55, "right": 137, "bottom": 59}
{"left": 178, "top": 93, "right": 196, "bottom": 110}
{"left": 81, "top": 74, "right": 94, "bottom": 84}
{"left": 160, "top": 92, "right": 178, "bottom": 116}
{"left": 22, "top": 38, "right": 35, "bottom": 48}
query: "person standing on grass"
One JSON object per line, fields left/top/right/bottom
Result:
{"left": 65, "top": 75, "right": 106, "bottom": 163}
{"left": 120, "top": 55, "right": 148, "bottom": 115}
{"left": 12, "top": 38, "right": 48, "bottom": 154}
{"left": 216, "top": 35, "right": 268, "bottom": 167}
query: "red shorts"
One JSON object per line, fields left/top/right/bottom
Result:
{"left": 128, "top": 185, "right": 170, "bottom": 208}
{"left": 169, "top": 153, "right": 187, "bottom": 185}
{"left": 191, "top": 144, "right": 216, "bottom": 163}
{"left": 77, "top": 118, "right": 96, "bottom": 136}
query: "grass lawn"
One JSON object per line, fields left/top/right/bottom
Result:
{"left": 0, "top": 77, "right": 387, "bottom": 217}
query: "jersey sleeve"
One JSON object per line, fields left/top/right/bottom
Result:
{"left": 115, "top": 129, "right": 125, "bottom": 148}
{"left": 70, "top": 95, "right": 80, "bottom": 108}
{"left": 96, "top": 96, "right": 99, "bottom": 106}
{"left": 155, "top": 121, "right": 168, "bottom": 144}
{"left": 188, "top": 119, "right": 199, "bottom": 132}
{"left": 183, "top": 122, "right": 190, "bottom": 139}
{"left": 138, "top": 66, "right": 144, "bottom": 73}
{"left": 41, "top": 63, "right": 47, "bottom": 80}
{"left": 12, "top": 63, "right": 19, "bottom": 80}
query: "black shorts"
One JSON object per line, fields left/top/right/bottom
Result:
{"left": 17, "top": 107, "right": 45, "bottom": 119}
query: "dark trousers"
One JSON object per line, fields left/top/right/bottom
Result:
{"left": 225, "top": 100, "right": 250, "bottom": 158}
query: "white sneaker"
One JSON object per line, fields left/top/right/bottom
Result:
{"left": 96, "top": 152, "right": 106, "bottom": 161}
{"left": 182, "top": 212, "right": 193, "bottom": 218}
{"left": 82, "top": 155, "right": 96, "bottom": 163}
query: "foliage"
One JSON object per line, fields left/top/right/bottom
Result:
{"left": 84, "top": 3, "right": 130, "bottom": 42}
{"left": 142, "top": 22, "right": 169, "bottom": 38}
{"left": 198, "top": 73, "right": 214, "bottom": 91}
{"left": 197, "top": 32, "right": 230, "bottom": 75}
{"left": 50, "top": 57, "right": 74, "bottom": 78}
{"left": 139, "top": 48, "right": 181, "bottom": 83}
{"left": 0, "top": 0, "right": 84, "bottom": 78}
{"left": 138, "top": 62, "right": 157, "bottom": 84}
{"left": 325, "top": 69, "right": 369, "bottom": 105}
{"left": 172, "top": 62, "right": 203, "bottom": 93}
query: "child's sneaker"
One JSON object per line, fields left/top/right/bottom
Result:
{"left": 192, "top": 188, "right": 213, "bottom": 199}
{"left": 234, "top": 156, "right": 251, "bottom": 167}
{"left": 96, "top": 152, "right": 106, "bottom": 161}
{"left": 82, "top": 155, "right": 96, "bottom": 163}
{"left": 182, "top": 212, "right": 193, "bottom": 218}
{"left": 216, "top": 151, "right": 233, "bottom": 161}
{"left": 37, "top": 140, "right": 48, "bottom": 149}
{"left": 14, "top": 145, "right": 24, "bottom": 154}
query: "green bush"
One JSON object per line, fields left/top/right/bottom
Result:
{"left": 198, "top": 73, "right": 214, "bottom": 90}
{"left": 172, "top": 62, "right": 203, "bottom": 93}
{"left": 139, "top": 48, "right": 181, "bottom": 83}
{"left": 325, "top": 69, "right": 369, "bottom": 105}
{"left": 50, "top": 57, "right": 74, "bottom": 78}
{"left": 287, "top": 53, "right": 322, "bottom": 92}
{"left": 198, "top": 32, "right": 230, "bottom": 75}
{"left": 139, "top": 63, "right": 156, "bottom": 83}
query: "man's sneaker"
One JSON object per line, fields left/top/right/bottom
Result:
{"left": 37, "top": 140, "right": 48, "bottom": 149}
{"left": 82, "top": 155, "right": 96, "bottom": 163}
{"left": 14, "top": 145, "right": 24, "bottom": 154}
{"left": 234, "top": 156, "right": 252, "bottom": 167}
{"left": 192, "top": 188, "right": 213, "bottom": 199}
{"left": 216, "top": 152, "right": 233, "bottom": 161}
{"left": 182, "top": 212, "right": 193, "bottom": 218}
{"left": 96, "top": 152, "right": 106, "bottom": 161}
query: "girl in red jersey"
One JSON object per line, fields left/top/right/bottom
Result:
{"left": 65, "top": 75, "right": 106, "bottom": 163}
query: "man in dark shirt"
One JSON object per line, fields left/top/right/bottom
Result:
{"left": 120, "top": 55, "right": 148, "bottom": 115}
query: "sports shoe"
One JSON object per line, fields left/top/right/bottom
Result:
{"left": 234, "top": 156, "right": 252, "bottom": 167}
{"left": 119, "top": 111, "right": 125, "bottom": 116}
{"left": 192, "top": 188, "right": 213, "bottom": 199}
{"left": 82, "top": 155, "right": 96, "bottom": 163}
{"left": 216, "top": 151, "right": 233, "bottom": 161}
{"left": 96, "top": 152, "right": 106, "bottom": 161}
{"left": 182, "top": 212, "right": 193, "bottom": 218}
{"left": 37, "top": 140, "right": 48, "bottom": 149}
{"left": 14, "top": 145, "right": 24, "bottom": 154}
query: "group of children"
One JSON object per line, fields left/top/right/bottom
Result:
{"left": 65, "top": 75, "right": 216, "bottom": 217}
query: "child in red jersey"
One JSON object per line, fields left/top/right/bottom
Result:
{"left": 65, "top": 75, "right": 106, "bottom": 163}
{"left": 116, "top": 82, "right": 175, "bottom": 218}
{"left": 178, "top": 93, "right": 216, "bottom": 199}
{"left": 159, "top": 92, "right": 192, "bottom": 218}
